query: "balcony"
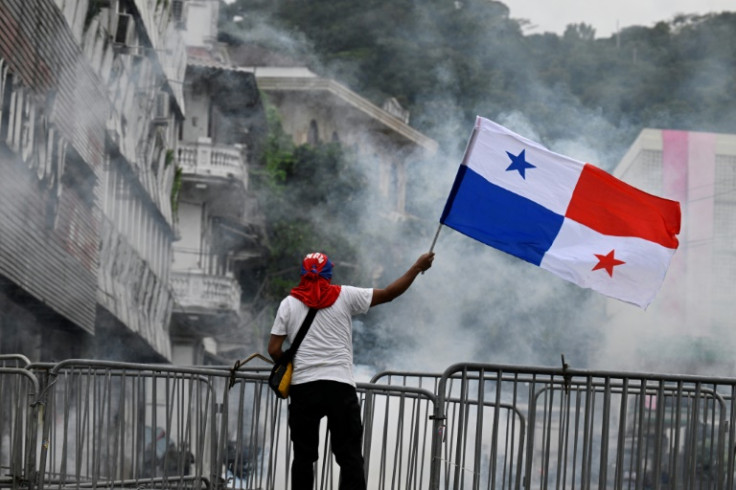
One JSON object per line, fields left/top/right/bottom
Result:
{"left": 177, "top": 138, "right": 246, "bottom": 185}
{"left": 170, "top": 271, "right": 242, "bottom": 336}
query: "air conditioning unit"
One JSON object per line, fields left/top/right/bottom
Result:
{"left": 114, "top": 13, "right": 135, "bottom": 46}
{"left": 154, "top": 92, "right": 170, "bottom": 124}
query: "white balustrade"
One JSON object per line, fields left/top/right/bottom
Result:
{"left": 177, "top": 139, "right": 246, "bottom": 182}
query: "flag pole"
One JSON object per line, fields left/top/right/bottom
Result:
{"left": 428, "top": 223, "right": 442, "bottom": 253}
{"left": 425, "top": 121, "right": 475, "bottom": 261}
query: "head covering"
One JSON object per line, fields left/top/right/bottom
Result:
{"left": 289, "top": 252, "right": 342, "bottom": 308}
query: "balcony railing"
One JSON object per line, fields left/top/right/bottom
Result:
{"left": 177, "top": 138, "right": 246, "bottom": 183}
{"left": 170, "top": 271, "right": 241, "bottom": 314}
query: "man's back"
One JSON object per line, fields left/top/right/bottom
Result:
{"left": 272, "top": 287, "right": 371, "bottom": 386}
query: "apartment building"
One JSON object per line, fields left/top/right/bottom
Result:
{"left": 249, "top": 61, "right": 439, "bottom": 218}
{"left": 609, "top": 128, "right": 736, "bottom": 373}
{"left": 170, "top": 0, "right": 267, "bottom": 365}
{"left": 0, "top": 0, "right": 186, "bottom": 361}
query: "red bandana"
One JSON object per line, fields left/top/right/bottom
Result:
{"left": 289, "top": 253, "right": 341, "bottom": 308}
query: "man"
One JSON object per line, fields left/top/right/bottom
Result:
{"left": 268, "top": 251, "right": 435, "bottom": 490}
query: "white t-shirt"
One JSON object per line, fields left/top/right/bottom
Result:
{"left": 270, "top": 286, "right": 373, "bottom": 387}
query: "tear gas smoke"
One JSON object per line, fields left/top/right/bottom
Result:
{"left": 223, "top": 3, "right": 735, "bottom": 379}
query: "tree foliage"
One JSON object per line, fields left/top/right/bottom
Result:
{"left": 222, "top": 2, "right": 736, "bottom": 166}
{"left": 250, "top": 102, "right": 368, "bottom": 305}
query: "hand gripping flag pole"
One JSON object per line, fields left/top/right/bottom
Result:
{"left": 421, "top": 224, "right": 443, "bottom": 275}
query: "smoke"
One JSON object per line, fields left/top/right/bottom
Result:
{"left": 218, "top": 4, "right": 611, "bottom": 374}
{"left": 335, "top": 115, "right": 606, "bottom": 375}
{"left": 343, "top": 98, "right": 624, "bottom": 375}
{"left": 220, "top": 3, "right": 734, "bottom": 379}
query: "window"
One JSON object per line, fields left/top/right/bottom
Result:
{"left": 308, "top": 119, "right": 319, "bottom": 146}
{"left": 0, "top": 61, "right": 11, "bottom": 142}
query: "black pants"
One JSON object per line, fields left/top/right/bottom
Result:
{"left": 288, "top": 380, "right": 366, "bottom": 490}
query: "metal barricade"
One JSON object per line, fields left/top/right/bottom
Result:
{"left": 373, "top": 370, "right": 526, "bottom": 490}
{"left": 223, "top": 369, "right": 437, "bottom": 490}
{"left": 30, "top": 361, "right": 224, "bottom": 490}
{"left": 426, "top": 363, "right": 736, "bottom": 490}
{"left": 218, "top": 371, "right": 284, "bottom": 490}
{"left": 4, "top": 357, "right": 736, "bottom": 490}
{"left": 0, "top": 365, "right": 41, "bottom": 490}
{"left": 360, "top": 382, "right": 437, "bottom": 490}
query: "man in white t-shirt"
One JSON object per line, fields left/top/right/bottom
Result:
{"left": 268, "top": 251, "right": 434, "bottom": 490}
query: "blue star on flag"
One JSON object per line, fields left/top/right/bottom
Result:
{"left": 505, "top": 149, "right": 535, "bottom": 179}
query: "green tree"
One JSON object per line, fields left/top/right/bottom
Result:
{"left": 251, "top": 103, "right": 368, "bottom": 306}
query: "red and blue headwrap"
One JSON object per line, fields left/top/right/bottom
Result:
{"left": 290, "top": 253, "right": 341, "bottom": 308}
{"left": 302, "top": 253, "right": 334, "bottom": 279}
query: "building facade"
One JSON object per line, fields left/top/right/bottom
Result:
{"left": 170, "top": 0, "right": 267, "bottom": 365}
{"left": 0, "top": 0, "right": 186, "bottom": 361}
{"left": 250, "top": 65, "right": 438, "bottom": 218}
{"left": 94, "top": 0, "right": 187, "bottom": 361}
{"left": 610, "top": 128, "right": 736, "bottom": 372}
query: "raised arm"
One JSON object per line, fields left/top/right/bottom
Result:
{"left": 370, "top": 252, "right": 435, "bottom": 307}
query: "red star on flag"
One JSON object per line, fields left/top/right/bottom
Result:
{"left": 592, "top": 250, "right": 625, "bottom": 277}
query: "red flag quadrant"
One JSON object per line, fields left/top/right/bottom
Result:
{"left": 440, "top": 116, "right": 681, "bottom": 308}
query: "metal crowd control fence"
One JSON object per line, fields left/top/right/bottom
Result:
{"left": 0, "top": 357, "right": 41, "bottom": 490}
{"left": 421, "top": 363, "right": 736, "bottom": 490}
{"left": 372, "top": 369, "right": 528, "bottom": 490}
{"left": 3, "top": 357, "right": 736, "bottom": 489}
{"left": 29, "top": 360, "right": 222, "bottom": 490}
{"left": 223, "top": 368, "right": 437, "bottom": 489}
{"left": 20, "top": 360, "right": 435, "bottom": 490}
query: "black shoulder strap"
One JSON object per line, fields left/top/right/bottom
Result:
{"left": 288, "top": 307, "right": 318, "bottom": 355}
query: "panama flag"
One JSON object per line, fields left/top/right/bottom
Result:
{"left": 440, "top": 116, "right": 681, "bottom": 308}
